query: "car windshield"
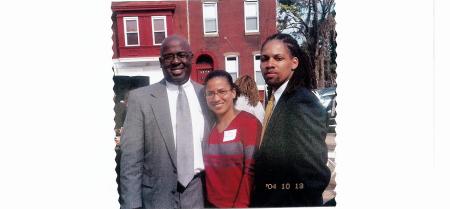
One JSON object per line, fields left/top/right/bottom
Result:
{"left": 318, "top": 87, "right": 336, "bottom": 97}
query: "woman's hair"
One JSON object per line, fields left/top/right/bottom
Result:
{"left": 261, "top": 33, "right": 316, "bottom": 97}
{"left": 204, "top": 70, "right": 240, "bottom": 102}
{"left": 235, "top": 75, "right": 259, "bottom": 107}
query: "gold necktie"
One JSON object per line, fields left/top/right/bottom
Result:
{"left": 260, "top": 94, "right": 275, "bottom": 147}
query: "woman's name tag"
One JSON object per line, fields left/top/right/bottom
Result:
{"left": 223, "top": 129, "right": 237, "bottom": 142}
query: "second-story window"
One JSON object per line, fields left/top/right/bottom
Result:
{"left": 203, "top": 2, "right": 218, "bottom": 35}
{"left": 152, "top": 16, "right": 167, "bottom": 45}
{"left": 124, "top": 17, "right": 139, "bottom": 46}
{"left": 244, "top": 0, "right": 259, "bottom": 33}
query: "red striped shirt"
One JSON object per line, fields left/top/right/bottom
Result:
{"left": 204, "top": 111, "right": 261, "bottom": 208}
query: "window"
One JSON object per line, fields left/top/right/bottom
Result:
{"left": 124, "top": 17, "right": 139, "bottom": 46}
{"left": 152, "top": 16, "right": 167, "bottom": 45}
{"left": 203, "top": 2, "right": 218, "bottom": 35}
{"left": 244, "top": 0, "right": 259, "bottom": 33}
{"left": 253, "top": 54, "right": 265, "bottom": 89}
{"left": 225, "top": 56, "right": 239, "bottom": 81}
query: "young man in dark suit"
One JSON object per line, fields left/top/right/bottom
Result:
{"left": 252, "top": 33, "right": 331, "bottom": 207}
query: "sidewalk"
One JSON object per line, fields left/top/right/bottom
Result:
{"left": 323, "top": 133, "right": 336, "bottom": 205}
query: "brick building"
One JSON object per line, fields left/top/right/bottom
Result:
{"left": 111, "top": 0, "right": 277, "bottom": 99}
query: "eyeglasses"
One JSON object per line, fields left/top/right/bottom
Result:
{"left": 161, "top": 51, "right": 192, "bottom": 62}
{"left": 205, "top": 89, "right": 232, "bottom": 98}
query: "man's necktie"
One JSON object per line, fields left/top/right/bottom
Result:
{"left": 260, "top": 94, "right": 275, "bottom": 147}
{"left": 176, "top": 85, "right": 195, "bottom": 188}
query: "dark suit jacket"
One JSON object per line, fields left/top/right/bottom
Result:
{"left": 252, "top": 86, "right": 331, "bottom": 207}
{"left": 119, "top": 80, "right": 213, "bottom": 209}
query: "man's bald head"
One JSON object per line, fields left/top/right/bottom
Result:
{"left": 160, "top": 35, "right": 191, "bottom": 56}
{"left": 159, "top": 35, "right": 193, "bottom": 85}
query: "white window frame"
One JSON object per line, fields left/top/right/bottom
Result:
{"left": 202, "top": 2, "right": 218, "bottom": 35}
{"left": 123, "top": 17, "right": 140, "bottom": 47}
{"left": 253, "top": 54, "right": 265, "bottom": 90}
{"left": 244, "top": 0, "right": 259, "bottom": 33}
{"left": 151, "top": 16, "right": 167, "bottom": 46}
{"left": 225, "top": 55, "right": 239, "bottom": 81}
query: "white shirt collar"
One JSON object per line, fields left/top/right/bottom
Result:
{"left": 272, "top": 79, "right": 289, "bottom": 107}
{"left": 166, "top": 79, "right": 193, "bottom": 90}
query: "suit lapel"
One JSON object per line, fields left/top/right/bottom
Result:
{"left": 270, "top": 95, "right": 287, "bottom": 125}
{"left": 150, "top": 80, "right": 176, "bottom": 166}
{"left": 261, "top": 93, "right": 288, "bottom": 147}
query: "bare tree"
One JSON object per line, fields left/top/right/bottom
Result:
{"left": 277, "top": 0, "right": 336, "bottom": 89}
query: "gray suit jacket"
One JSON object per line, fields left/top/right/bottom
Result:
{"left": 120, "top": 80, "right": 213, "bottom": 209}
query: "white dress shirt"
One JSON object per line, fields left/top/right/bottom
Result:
{"left": 166, "top": 80, "right": 205, "bottom": 172}
{"left": 272, "top": 79, "right": 290, "bottom": 107}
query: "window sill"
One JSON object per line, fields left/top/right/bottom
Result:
{"left": 245, "top": 32, "right": 260, "bottom": 36}
{"left": 204, "top": 33, "right": 219, "bottom": 37}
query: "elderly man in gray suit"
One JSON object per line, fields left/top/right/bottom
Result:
{"left": 120, "top": 35, "right": 213, "bottom": 209}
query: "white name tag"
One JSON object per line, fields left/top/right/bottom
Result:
{"left": 223, "top": 129, "right": 237, "bottom": 142}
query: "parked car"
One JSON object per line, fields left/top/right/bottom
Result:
{"left": 314, "top": 87, "right": 337, "bottom": 133}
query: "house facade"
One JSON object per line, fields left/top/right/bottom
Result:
{"left": 111, "top": 0, "right": 277, "bottom": 99}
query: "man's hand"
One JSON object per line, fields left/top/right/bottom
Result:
{"left": 115, "top": 136, "right": 121, "bottom": 145}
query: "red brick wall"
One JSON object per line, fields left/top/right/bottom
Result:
{"left": 112, "top": 1, "right": 188, "bottom": 58}
{"left": 112, "top": 0, "right": 277, "bottom": 82}
{"left": 188, "top": 0, "right": 277, "bottom": 80}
